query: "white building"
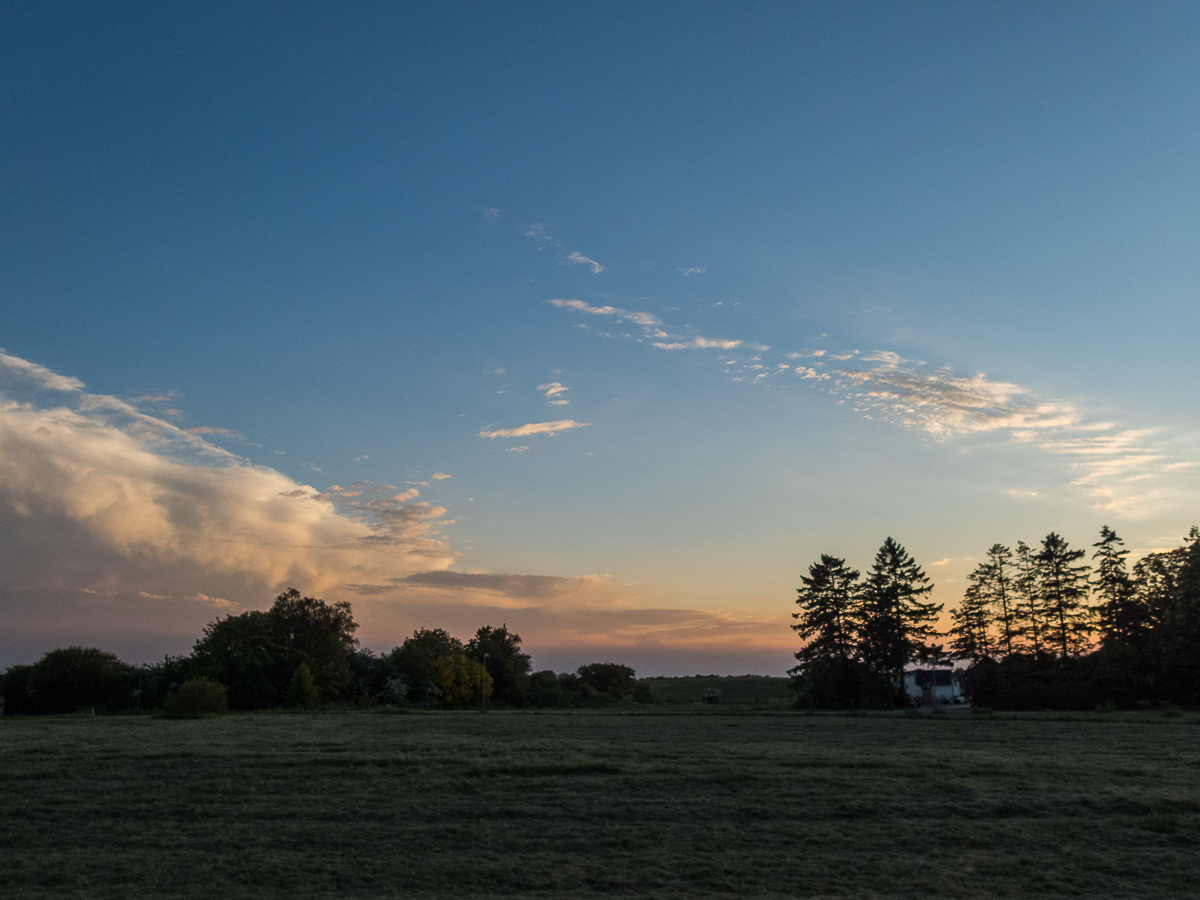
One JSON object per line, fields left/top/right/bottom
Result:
{"left": 904, "top": 669, "right": 958, "bottom": 705}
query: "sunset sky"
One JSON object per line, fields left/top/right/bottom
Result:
{"left": 2, "top": 2, "right": 1198, "bottom": 674}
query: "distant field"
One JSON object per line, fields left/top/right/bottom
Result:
{"left": 3, "top": 709, "right": 1199, "bottom": 899}
{"left": 639, "top": 675, "right": 794, "bottom": 707}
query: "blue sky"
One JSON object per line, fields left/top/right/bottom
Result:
{"left": 1, "top": 1, "right": 1197, "bottom": 673}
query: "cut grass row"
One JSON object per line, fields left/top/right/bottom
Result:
{"left": 2, "top": 709, "right": 1198, "bottom": 898}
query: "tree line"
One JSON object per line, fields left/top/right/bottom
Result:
{"left": 791, "top": 527, "right": 1200, "bottom": 710}
{"left": 0, "top": 588, "right": 652, "bottom": 716}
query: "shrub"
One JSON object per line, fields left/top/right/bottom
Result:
{"left": 285, "top": 663, "right": 321, "bottom": 710}
{"left": 162, "top": 677, "right": 228, "bottom": 719}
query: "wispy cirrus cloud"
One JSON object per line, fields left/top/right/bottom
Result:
{"left": 185, "top": 426, "right": 241, "bottom": 438}
{"left": 479, "top": 419, "right": 589, "bottom": 439}
{"left": 525, "top": 223, "right": 605, "bottom": 274}
{"left": 545, "top": 289, "right": 1192, "bottom": 514}
{"left": 548, "top": 298, "right": 661, "bottom": 327}
{"left": 564, "top": 251, "right": 604, "bottom": 274}
{"left": 654, "top": 336, "right": 744, "bottom": 350}
{"left": 821, "top": 352, "right": 1191, "bottom": 514}
{"left": 549, "top": 299, "right": 765, "bottom": 355}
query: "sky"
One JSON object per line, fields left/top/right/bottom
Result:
{"left": 1, "top": 1, "right": 1198, "bottom": 674}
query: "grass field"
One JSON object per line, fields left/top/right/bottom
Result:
{"left": 639, "top": 675, "right": 794, "bottom": 707}
{"left": 3, "top": 708, "right": 1199, "bottom": 899}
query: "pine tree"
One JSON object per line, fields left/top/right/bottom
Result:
{"left": 789, "top": 555, "right": 868, "bottom": 708}
{"left": 1093, "top": 526, "right": 1146, "bottom": 649}
{"left": 949, "top": 576, "right": 994, "bottom": 662}
{"left": 858, "top": 537, "right": 943, "bottom": 699}
{"left": 791, "top": 554, "right": 862, "bottom": 666}
{"left": 954, "top": 544, "right": 1019, "bottom": 658}
{"left": 1013, "top": 540, "right": 1046, "bottom": 654}
{"left": 1158, "top": 527, "right": 1200, "bottom": 703}
{"left": 1036, "top": 532, "right": 1093, "bottom": 656}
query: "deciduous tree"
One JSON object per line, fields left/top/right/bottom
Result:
{"left": 466, "top": 625, "right": 531, "bottom": 706}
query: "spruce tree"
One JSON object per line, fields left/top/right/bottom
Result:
{"left": 954, "top": 544, "right": 1018, "bottom": 658}
{"left": 949, "top": 576, "right": 994, "bottom": 662}
{"left": 1036, "top": 532, "right": 1093, "bottom": 656}
{"left": 1092, "top": 526, "right": 1146, "bottom": 649}
{"left": 1158, "top": 527, "right": 1200, "bottom": 703}
{"left": 792, "top": 554, "right": 862, "bottom": 665}
{"left": 858, "top": 537, "right": 943, "bottom": 699}
{"left": 790, "top": 555, "right": 866, "bottom": 707}
{"left": 1013, "top": 541, "right": 1046, "bottom": 654}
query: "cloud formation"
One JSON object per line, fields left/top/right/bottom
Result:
{"left": 564, "top": 251, "right": 604, "bottom": 274}
{"left": 823, "top": 353, "right": 1189, "bottom": 514}
{"left": 0, "top": 352, "right": 458, "bottom": 624}
{"left": 0, "top": 349, "right": 85, "bottom": 391}
{"left": 479, "top": 420, "right": 589, "bottom": 439}
{"left": 653, "top": 336, "right": 743, "bottom": 350}
{"left": 537, "top": 382, "right": 569, "bottom": 405}
{"left": 345, "top": 571, "right": 795, "bottom": 671}
{"left": 549, "top": 299, "right": 763, "bottom": 355}
{"left": 524, "top": 223, "right": 604, "bottom": 273}
{"left": 543, "top": 291, "right": 1193, "bottom": 514}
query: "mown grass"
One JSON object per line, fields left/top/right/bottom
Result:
{"left": 2, "top": 708, "right": 1199, "bottom": 898}
{"left": 639, "top": 675, "right": 794, "bottom": 707}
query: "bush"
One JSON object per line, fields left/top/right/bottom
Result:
{"left": 162, "top": 677, "right": 228, "bottom": 719}
{"left": 285, "top": 663, "right": 321, "bottom": 710}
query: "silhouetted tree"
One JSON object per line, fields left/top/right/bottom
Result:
{"left": 858, "top": 538, "right": 942, "bottom": 700}
{"left": 1036, "top": 533, "right": 1093, "bottom": 656}
{"left": 466, "top": 625, "right": 531, "bottom": 706}
{"left": 979, "top": 544, "right": 1020, "bottom": 656}
{"left": 789, "top": 554, "right": 874, "bottom": 706}
{"left": 0, "top": 647, "right": 135, "bottom": 715}
{"left": 1158, "top": 527, "right": 1200, "bottom": 703}
{"left": 576, "top": 663, "right": 638, "bottom": 700}
{"left": 191, "top": 611, "right": 281, "bottom": 710}
{"left": 269, "top": 588, "right": 358, "bottom": 700}
{"left": 1093, "top": 526, "right": 1146, "bottom": 650}
{"left": 1013, "top": 541, "right": 1046, "bottom": 653}
{"left": 949, "top": 575, "right": 994, "bottom": 662}
{"left": 388, "top": 628, "right": 490, "bottom": 708}
{"left": 791, "top": 555, "right": 861, "bottom": 664}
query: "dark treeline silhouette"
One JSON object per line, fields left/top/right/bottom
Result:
{"left": 950, "top": 526, "right": 1200, "bottom": 709}
{"left": 792, "top": 528, "right": 1200, "bottom": 710}
{"left": 0, "top": 589, "right": 654, "bottom": 715}
{"left": 789, "top": 537, "right": 944, "bottom": 708}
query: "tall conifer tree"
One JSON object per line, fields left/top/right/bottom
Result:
{"left": 858, "top": 537, "right": 943, "bottom": 698}
{"left": 949, "top": 576, "right": 994, "bottom": 662}
{"left": 1092, "top": 526, "right": 1146, "bottom": 649}
{"left": 1036, "top": 532, "right": 1093, "bottom": 656}
{"left": 792, "top": 554, "right": 862, "bottom": 666}
{"left": 1013, "top": 541, "right": 1045, "bottom": 654}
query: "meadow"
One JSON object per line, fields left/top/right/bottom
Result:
{"left": 2, "top": 708, "right": 1199, "bottom": 899}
